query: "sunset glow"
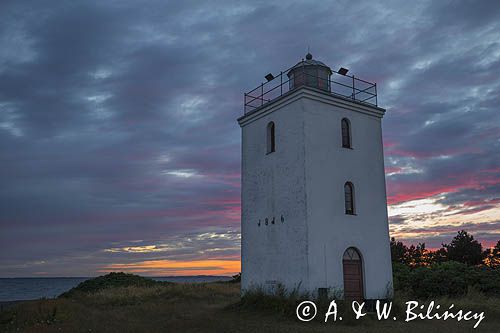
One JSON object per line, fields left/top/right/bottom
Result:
{"left": 101, "top": 259, "right": 241, "bottom": 276}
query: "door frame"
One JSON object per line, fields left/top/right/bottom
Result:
{"left": 342, "top": 247, "right": 364, "bottom": 300}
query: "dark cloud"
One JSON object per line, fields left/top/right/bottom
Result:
{"left": 1, "top": 1, "right": 499, "bottom": 276}
{"left": 389, "top": 215, "right": 406, "bottom": 225}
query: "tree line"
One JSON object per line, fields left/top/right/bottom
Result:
{"left": 390, "top": 230, "right": 499, "bottom": 298}
{"left": 390, "top": 230, "right": 500, "bottom": 268}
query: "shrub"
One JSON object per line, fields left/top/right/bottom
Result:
{"left": 392, "top": 262, "right": 412, "bottom": 292}
{"left": 409, "top": 261, "right": 473, "bottom": 298}
{"left": 60, "top": 272, "right": 160, "bottom": 298}
{"left": 393, "top": 261, "right": 500, "bottom": 299}
{"left": 229, "top": 273, "right": 241, "bottom": 283}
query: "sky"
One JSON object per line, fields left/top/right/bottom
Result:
{"left": 0, "top": 0, "right": 499, "bottom": 277}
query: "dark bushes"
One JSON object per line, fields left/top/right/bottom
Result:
{"left": 393, "top": 261, "right": 500, "bottom": 299}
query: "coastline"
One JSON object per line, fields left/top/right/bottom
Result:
{"left": 0, "top": 275, "right": 232, "bottom": 303}
{"left": 0, "top": 300, "right": 32, "bottom": 309}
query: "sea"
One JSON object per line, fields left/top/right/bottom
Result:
{"left": 0, "top": 276, "right": 232, "bottom": 302}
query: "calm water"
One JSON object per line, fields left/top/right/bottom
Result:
{"left": 0, "top": 276, "right": 232, "bottom": 302}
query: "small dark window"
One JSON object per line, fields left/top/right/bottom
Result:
{"left": 344, "top": 182, "right": 355, "bottom": 215}
{"left": 318, "top": 288, "right": 328, "bottom": 299}
{"left": 341, "top": 118, "right": 351, "bottom": 148}
{"left": 267, "top": 121, "right": 275, "bottom": 154}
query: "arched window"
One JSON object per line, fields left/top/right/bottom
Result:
{"left": 267, "top": 121, "right": 275, "bottom": 154}
{"left": 344, "top": 182, "right": 355, "bottom": 215}
{"left": 341, "top": 118, "right": 351, "bottom": 148}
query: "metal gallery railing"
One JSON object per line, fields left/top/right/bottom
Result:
{"left": 244, "top": 63, "right": 378, "bottom": 114}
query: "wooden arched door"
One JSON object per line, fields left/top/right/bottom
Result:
{"left": 343, "top": 247, "right": 364, "bottom": 300}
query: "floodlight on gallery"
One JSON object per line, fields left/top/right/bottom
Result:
{"left": 338, "top": 67, "right": 349, "bottom": 75}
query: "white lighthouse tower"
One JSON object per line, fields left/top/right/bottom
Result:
{"left": 238, "top": 53, "right": 393, "bottom": 300}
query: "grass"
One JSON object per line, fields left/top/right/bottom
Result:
{"left": 1, "top": 274, "right": 499, "bottom": 332}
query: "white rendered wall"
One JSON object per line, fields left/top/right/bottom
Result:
{"left": 239, "top": 87, "right": 393, "bottom": 298}
{"left": 240, "top": 94, "right": 309, "bottom": 293}
{"left": 301, "top": 89, "right": 393, "bottom": 299}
